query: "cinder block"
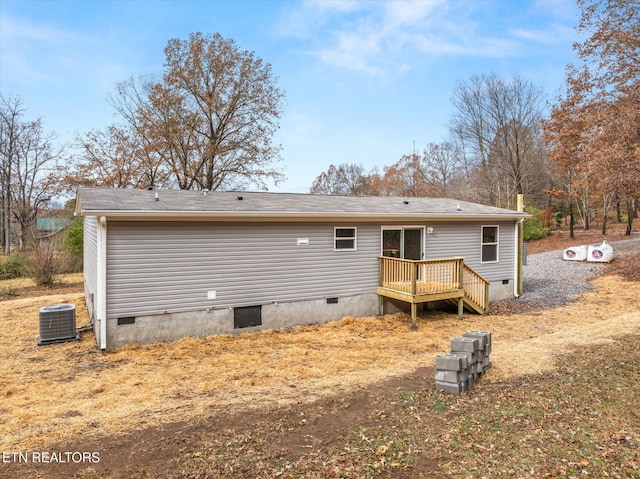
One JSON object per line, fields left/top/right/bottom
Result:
{"left": 464, "top": 330, "right": 491, "bottom": 346}
{"left": 435, "top": 354, "right": 467, "bottom": 371}
{"left": 436, "top": 381, "right": 465, "bottom": 394}
{"left": 472, "top": 351, "right": 485, "bottom": 363}
{"left": 435, "top": 370, "right": 465, "bottom": 383}
{"left": 451, "top": 336, "right": 481, "bottom": 353}
{"left": 484, "top": 344, "right": 492, "bottom": 355}
{"left": 463, "top": 331, "right": 487, "bottom": 349}
{"left": 454, "top": 351, "right": 473, "bottom": 366}
{"left": 465, "top": 375, "right": 475, "bottom": 390}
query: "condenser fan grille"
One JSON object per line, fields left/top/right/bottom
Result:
{"left": 38, "top": 304, "right": 79, "bottom": 345}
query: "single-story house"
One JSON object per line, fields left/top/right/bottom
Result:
{"left": 75, "top": 187, "right": 529, "bottom": 349}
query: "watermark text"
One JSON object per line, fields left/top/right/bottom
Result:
{"left": 2, "top": 451, "right": 100, "bottom": 464}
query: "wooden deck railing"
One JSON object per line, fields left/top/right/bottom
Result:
{"left": 378, "top": 256, "right": 464, "bottom": 295}
{"left": 463, "top": 264, "right": 489, "bottom": 314}
{"left": 378, "top": 256, "right": 489, "bottom": 314}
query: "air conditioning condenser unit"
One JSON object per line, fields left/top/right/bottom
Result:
{"left": 38, "top": 304, "right": 79, "bottom": 346}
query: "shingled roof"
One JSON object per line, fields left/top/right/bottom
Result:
{"left": 75, "top": 187, "right": 529, "bottom": 222}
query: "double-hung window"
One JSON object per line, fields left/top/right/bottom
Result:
{"left": 481, "top": 226, "right": 499, "bottom": 263}
{"left": 334, "top": 227, "right": 357, "bottom": 251}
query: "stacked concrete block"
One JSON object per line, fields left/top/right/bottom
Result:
{"left": 435, "top": 330, "right": 492, "bottom": 394}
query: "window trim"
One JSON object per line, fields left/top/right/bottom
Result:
{"left": 334, "top": 227, "right": 357, "bottom": 251}
{"left": 481, "top": 225, "right": 499, "bottom": 263}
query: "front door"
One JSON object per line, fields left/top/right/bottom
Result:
{"left": 382, "top": 227, "right": 424, "bottom": 259}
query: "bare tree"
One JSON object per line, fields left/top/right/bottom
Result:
{"left": 69, "top": 124, "right": 168, "bottom": 189}
{"left": 310, "top": 163, "right": 373, "bottom": 195}
{"left": 422, "top": 142, "right": 462, "bottom": 197}
{"left": 12, "top": 117, "right": 60, "bottom": 248}
{"left": 450, "top": 73, "right": 549, "bottom": 207}
{"left": 1, "top": 95, "right": 60, "bottom": 251}
{"left": 0, "top": 95, "right": 25, "bottom": 254}
{"left": 106, "top": 32, "right": 286, "bottom": 191}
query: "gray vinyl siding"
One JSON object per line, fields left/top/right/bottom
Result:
{"left": 425, "top": 221, "right": 516, "bottom": 282}
{"left": 83, "top": 216, "right": 98, "bottom": 321}
{"left": 105, "top": 221, "right": 381, "bottom": 319}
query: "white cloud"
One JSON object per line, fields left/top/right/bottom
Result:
{"left": 0, "top": 13, "right": 96, "bottom": 86}
{"left": 0, "top": 12, "right": 89, "bottom": 44}
{"left": 277, "top": 0, "right": 574, "bottom": 79}
{"left": 383, "top": 0, "right": 444, "bottom": 29}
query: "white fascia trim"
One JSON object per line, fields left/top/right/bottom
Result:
{"left": 79, "top": 210, "right": 530, "bottom": 223}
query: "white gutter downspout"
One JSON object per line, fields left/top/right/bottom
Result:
{"left": 514, "top": 219, "right": 521, "bottom": 298}
{"left": 514, "top": 194, "right": 525, "bottom": 298}
{"left": 97, "top": 216, "right": 107, "bottom": 350}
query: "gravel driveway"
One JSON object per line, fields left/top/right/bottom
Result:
{"left": 517, "top": 236, "right": 640, "bottom": 310}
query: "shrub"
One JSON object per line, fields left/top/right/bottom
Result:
{"left": 62, "top": 218, "right": 83, "bottom": 257}
{"left": 0, "top": 253, "right": 26, "bottom": 281}
{"left": 62, "top": 218, "right": 83, "bottom": 272}
{"left": 523, "top": 207, "right": 551, "bottom": 241}
{"left": 24, "top": 237, "right": 70, "bottom": 287}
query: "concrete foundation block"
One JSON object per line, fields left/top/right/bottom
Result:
{"left": 464, "top": 330, "right": 491, "bottom": 346}
{"left": 436, "top": 381, "right": 465, "bottom": 394}
{"left": 472, "top": 351, "right": 485, "bottom": 363}
{"left": 435, "top": 354, "right": 468, "bottom": 371}
{"left": 435, "top": 330, "right": 492, "bottom": 394}
{"left": 451, "top": 336, "right": 481, "bottom": 353}
{"left": 465, "top": 375, "right": 475, "bottom": 390}
{"left": 435, "top": 370, "right": 465, "bottom": 383}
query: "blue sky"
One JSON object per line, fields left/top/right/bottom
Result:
{"left": 0, "top": 0, "right": 579, "bottom": 193}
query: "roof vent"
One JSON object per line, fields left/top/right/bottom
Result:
{"left": 203, "top": 189, "right": 209, "bottom": 196}
{"left": 147, "top": 185, "right": 153, "bottom": 191}
{"left": 403, "top": 200, "right": 409, "bottom": 205}
{"left": 456, "top": 204, "right": 462, "bottom": 212}
{"left": 38, "top": 304, "right": 79, "bottom": 345}
{"left": 237, "top": 195, "right": 244, "bottom": 201}
{"left": 155, "top": 192, "right": 159, "bottom": 202}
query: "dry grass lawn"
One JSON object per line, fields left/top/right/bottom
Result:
{"left": 2, "top": 270, "right": 640, "bottom": 453}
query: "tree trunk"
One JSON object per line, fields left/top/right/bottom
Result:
{"left": 569, "top": 201, "right": 575, "bottom": 239}
{"left": 616, "top": 197, "right": 622, "bottom": 223}
{"left": 626, "top": 199, "right": 634, "bottom": 236}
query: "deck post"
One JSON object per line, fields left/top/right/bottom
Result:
{"left": 458, "top": 296, "right": 464, "bottom": 320}
{"left": 411, "top": 263, "right": 417, "bottom": 296}
{"left": 410, "top": 302, "right": 418, "bottom": 330}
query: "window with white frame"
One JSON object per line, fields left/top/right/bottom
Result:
{"left": 334, "top": 227, "right": 357, "bottom": 251}
{"left": 481, "top": 226, "right": 499, "bottom": 262}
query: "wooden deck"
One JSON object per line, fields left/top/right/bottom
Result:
{"left": 378, "top": 256, "right": 489, "bottom": 329}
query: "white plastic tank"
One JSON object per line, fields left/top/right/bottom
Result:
{"left": 587, "top": 240, "right": 614, "bottom": 263}
{"left": 563, "top": 244, "right": 588, "bottom": 261}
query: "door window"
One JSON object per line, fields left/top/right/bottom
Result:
{"left": 382, "top": 227, "right": 424, "bottom": 259}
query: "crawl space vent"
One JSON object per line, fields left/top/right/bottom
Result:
{"left": 38, "top": 304, "right": 79, "bottom": 346}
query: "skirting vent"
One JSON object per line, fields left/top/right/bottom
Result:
{"left": 38, "top": 304, "right": 79, "bottom": 346}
